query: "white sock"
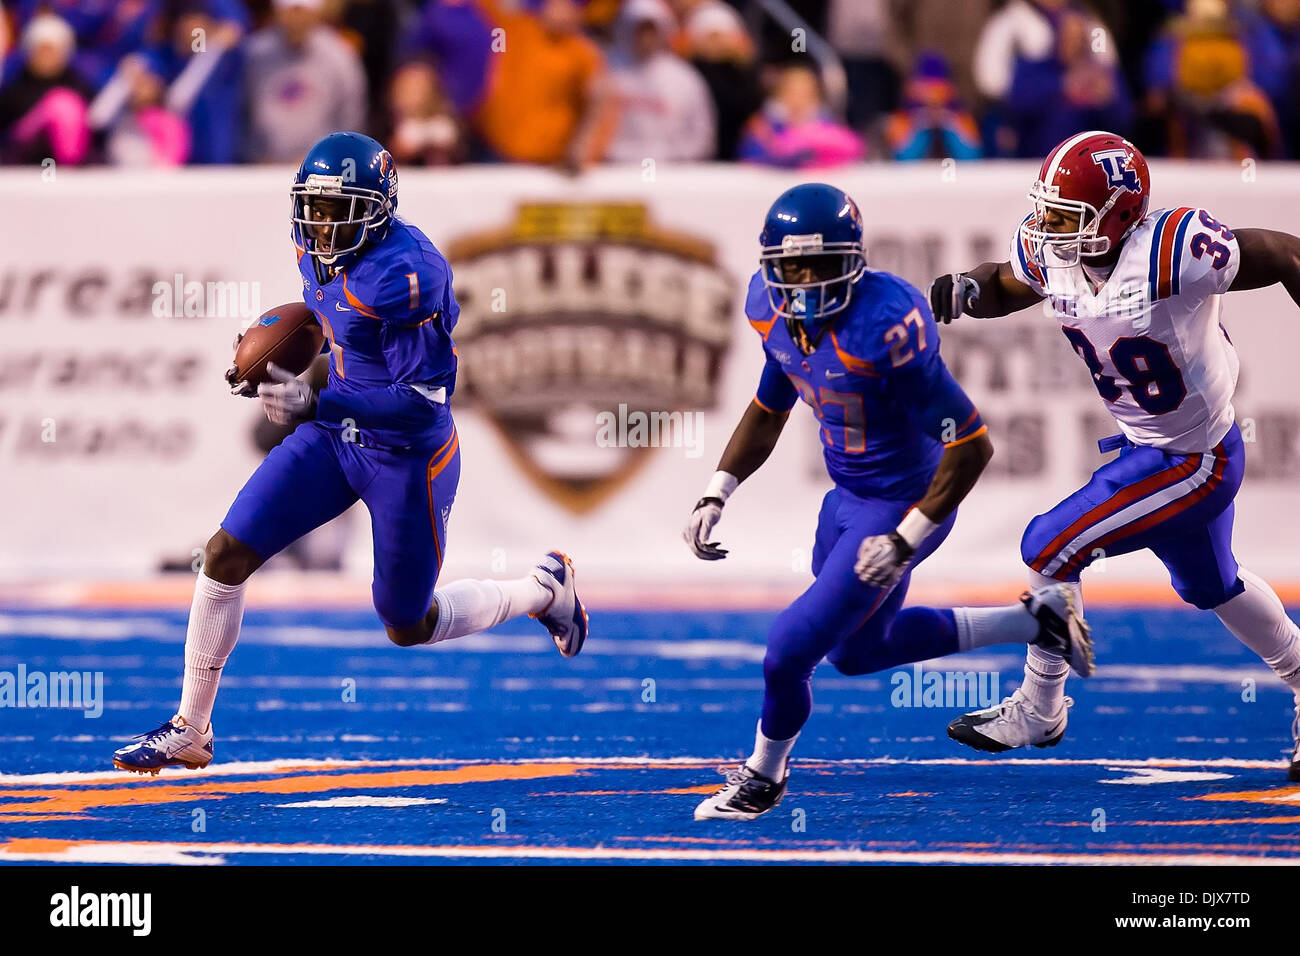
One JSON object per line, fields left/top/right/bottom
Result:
{"left": 428, "top": 576, "right": 551, "bottom": 644}
{"left": 177, "top": 573, "right": 247, "bottom": 731}
{"left": 748, "top": 720, "right": 798, "bottom": 780}
{"left": 1019, "top": 645, "right": 1070, "bottom": 714}
{"left": 954, "top": 604, "right": 1037, "bottom": 651}
{"left": 1215, "top": 567, "right": 1300, "bottom": 696}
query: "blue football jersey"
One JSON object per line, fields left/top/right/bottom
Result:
{"left": 297, "top": 219, "right": 459, "bottom": 448}
{"left": 745, "top": 269, "right": 985, "bottom": 501}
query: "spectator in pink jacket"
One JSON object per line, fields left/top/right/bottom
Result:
{"left": 89, "top": 52, "right": 191, "bottom": 166}
{"left": 737, "top": 62, "right": 864, "bottom": 168}
{"left": 0, "top": 13, "right": 90, "bottom": 164}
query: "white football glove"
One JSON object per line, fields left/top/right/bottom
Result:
{"left": 257, "top": 362, "right": 317, "bottom": 425}
{"left": 684, "top": 497, "right": 727, "bottom": 560}
{"left": 684, "top": 471, "right": 739, "bottom": 560}
{"left": 855, "top": 509, "right": 941, "bottom": 587}
{"left": 854, "top": 532, "right": 915, "bottom": 587}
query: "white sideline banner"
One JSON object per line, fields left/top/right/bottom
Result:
{"left": 1, "top": 162, "right": 1299, "bottom": 590}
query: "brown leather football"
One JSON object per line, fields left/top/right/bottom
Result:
{"left": 228, "top": 302, "right": 325, "bottom": 389}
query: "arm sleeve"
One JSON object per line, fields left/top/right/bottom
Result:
{"left": 315, "top": 263, "right": 457, "bottom": 430}
{"left": 866, "top": 286, "right": 985, "bottom": 446}
{"left": 890, "top": 351, "right": 986, "bottom": 447}
{"left": 754, "top": 354, "right": 798, "bottom": 413}
{"left": 1173, "top": 208, "right": 1241, "bottom": 299}
{"left": 315, "top": 382, "right": 440, "bottom": 430}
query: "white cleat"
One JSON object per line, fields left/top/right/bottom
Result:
{"left": 1023, "top": 584, "right": 1094, "bottom": 678}
{"left": 530, "top": 551, "right": 588, "bottom": 658}
{"left": 947, "top": 688, "right": 1072, "bottom": 753}
{"left": 693, "top": 764, "right": 788, "bottom": 821}
{"left": 112, "top": 714, "right": 214, "bottom": 775}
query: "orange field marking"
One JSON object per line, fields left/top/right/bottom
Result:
{"left": 0, "top": 762, "right": 600, "bottom": 820}
{"left": 1193, "top": 786, "right": 1300, "bottom": 804}
{"left": 1053, "top": 815, "right": 1300, "bottom": 827}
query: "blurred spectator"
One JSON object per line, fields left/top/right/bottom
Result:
{"left": 666, "top": 0, "right": 751, "bottom": 58}
{"left": 606, "top": 0, "right": 715, "bottom": 162}
{"left": 974, "top": 0, "right": 1132, "bottom": 157}
{"left": 387, "top": 60, "right": 466, "bottom": 165}
{"left": 242, "top": 0, "right": 366, "bottom": 162}
{"left": 884, "top": 52, "right": 982, "bottom": 161}
{"left": 682, "top": 1, "right": 762, "bottom": 159}
{"left": 1226, "top": 0, "right": 1289, "bottom": 106}
{"left": 14, "top": 0, "right": 159, "bottom": 92}
{"left": 1143, "top": 0, "right": 1281, "bottom": 159}
{"left": 473, "top": 0, "right": 613, "bottom": 168}
{"left": 142, "top": 0, "right": 247, "bottom": 165}
{"left": 737, "top": 62, "right": 864, "bottom": 168}
{"left": 339, "top": 0, "right": 402, "bottom": 132}
{"left": 1260, "top": 0, "right": 1300, "bottom": 155}
{"left": 89, "top": 51, "right": 189, "bottom": 165}
{"left": 400, "top": 0, "right": 493, "bottom": 118}
{"left": 0, "top": 13, "right": 90, "bottom": 164}
{"left": 893, "top": 0, "right": 994, "bottom": 111}
{"left": 826, "top": 0, "right": 900, "bottom": 130}
{"left": 0, "top": 5, "right": 10, "bottom": 61}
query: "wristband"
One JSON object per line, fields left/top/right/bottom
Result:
{"left": 896, "top": 507, "right": 939, "bottom": 551}
{"left": 705, "top": 471, "right": 739, "bottom": 503}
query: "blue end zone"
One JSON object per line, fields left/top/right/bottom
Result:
{"left": 0, "top": 607, "right": 1296, "bottom": 865}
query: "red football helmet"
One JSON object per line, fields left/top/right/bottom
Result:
{"left": 1020, "top": 130, "right": 1150, "bottom": 267}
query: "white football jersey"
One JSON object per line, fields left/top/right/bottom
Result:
{"left": 1009, "top": 206, "right": 1241, "bottom": 453}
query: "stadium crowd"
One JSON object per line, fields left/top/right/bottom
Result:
{"left": 0, "top": 0, "right": 1297, "bottom": 168}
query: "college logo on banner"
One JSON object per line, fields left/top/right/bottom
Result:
{"left": 446, "top": 202, "right": 736, "bottom": 513}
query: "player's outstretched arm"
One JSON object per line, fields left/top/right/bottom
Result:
{"left": 1229, "top": 228, "right": 1300, "bottom": 305}
{"left": 684, "top": 398, "right": 792, "bottom": 560}
{"left": 930, "top": 261, "right": 1043, "bottom": 323}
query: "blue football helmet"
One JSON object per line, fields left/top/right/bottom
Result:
{"left": 759, "top": 183, "right": 867, "bottom": 340}
{"left": 291, "top": 131, "right": 398, "bottom": 266}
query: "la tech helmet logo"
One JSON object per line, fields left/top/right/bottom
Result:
{"left": 1092, "top": 148, "right": 1141, "bottom": 192}
{"left": 445, "top": 202, "right": 736, "bottom": 513}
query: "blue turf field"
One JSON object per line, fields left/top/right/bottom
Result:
{"left": 0, "top": 605, "right": 1297, "bottom": 865}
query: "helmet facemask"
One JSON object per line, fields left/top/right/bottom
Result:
{"left": 1020, "top": 179, "right": 1122, "bottom": 269}
{"left": 760, "top": 233, "right": 867, "bottom": 343}
{"left": 291, "top": 174, "right": 390, "bottom": 264}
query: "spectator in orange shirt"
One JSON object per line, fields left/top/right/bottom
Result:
{"left": 473, "top": 0, "right": 614, "bottom": 168}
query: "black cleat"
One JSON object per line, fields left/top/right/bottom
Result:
{"left": 1289, "top": 704, "right": 1300, "bottom": 782}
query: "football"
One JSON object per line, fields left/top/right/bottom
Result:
{"left": 228, "top": 302, "right": 325, "bottom": 389}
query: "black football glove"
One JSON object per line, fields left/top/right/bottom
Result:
{"left": 929, "top": 273, "right": 979, "bottom": 324}
{"left": 227, "top": 324, "right": 258, "bottom": 397}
